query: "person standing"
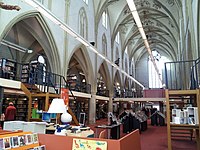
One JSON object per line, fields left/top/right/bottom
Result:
{"left": 5, "top": 102, "right": 16, "bottom": 121}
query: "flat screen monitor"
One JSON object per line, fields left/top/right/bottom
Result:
{"left": 42, "top": 112, "right": 51, "bottom": 123}
{"left": 79, "top": 113, "right": 86, "bottom": 127}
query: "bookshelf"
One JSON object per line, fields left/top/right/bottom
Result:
{"left": 165, "top": 89, "right": 200, "bottom": 150}
{"left": 0, "top": 58, "right": 17, "bottom": 80}
{"left": 2, "top": 97, "right": 28, "bottom": 121}
{"left": 15, "top": 98, "right": 28, "bottom": 121}
{"left": 21, "top": 63, "right": 30, "bottom": 83}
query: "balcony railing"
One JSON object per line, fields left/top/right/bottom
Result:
{"left": 164, "top": 57, "right": 200, "bottom": 90}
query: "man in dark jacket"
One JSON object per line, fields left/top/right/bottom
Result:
{"left": 5, "top": 102, "right": 16, "bottom": 121}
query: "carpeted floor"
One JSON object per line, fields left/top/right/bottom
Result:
{"left": 88, "top": 119, "right": 197, "bottom": 150}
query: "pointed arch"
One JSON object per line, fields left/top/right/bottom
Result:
{"left": 1, "top": 11, "right": 60, "bottom": 74}
{"left": 67, "top": 45, "right": 94, "bottom": 87}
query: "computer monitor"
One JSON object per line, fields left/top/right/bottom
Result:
{"left": 79, "top": 113, "right": 86, "bottom": 127}
{"left": 42, "top": 112, "right": 51, "bottom": 123}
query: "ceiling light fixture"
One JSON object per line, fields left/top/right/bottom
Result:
{"left": 0, "top": 39, "right": 33, "bottom": 53}
{"left": 23, "top": 0, "right": 145, "bottom": 89}
{"left": 126, "top": 0, "right": 162, "bottom": 84}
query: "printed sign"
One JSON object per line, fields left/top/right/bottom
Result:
{"left": 72, "top": 138, "right": 107, "bottom": 150}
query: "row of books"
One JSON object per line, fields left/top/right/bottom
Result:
{"left": 0, "top": 133, "right": 44, "bottom": 149}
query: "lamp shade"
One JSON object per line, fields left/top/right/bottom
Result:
{"left": 47, "top": 98, "right": 66, "bottom": 113}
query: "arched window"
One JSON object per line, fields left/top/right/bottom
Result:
{"left": 115, "top": 32, "right": 120, "bottom": 44}
{"left": 148, "top": 50, "right": 170, "bottom": 88}
{"left": 37, "top": 0, "right": 44, "bottom": 4}
{"left": 82, "top": 0, "right": 88, "bottom": 5}
{"left": 79, "top": 8, "right": 88, "bottom": 39}
{"left": 116, "top": 48, "right": 119, "bottom": 60}
{"left": 102, "top": 34, "right": 107, "bottom": 56}
{"left": 125, "top": 57, "right": 128, "bottom": 73}
{"left": 102, "top": 10, "right": 108, "bottom": 29}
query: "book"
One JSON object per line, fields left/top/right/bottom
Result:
{"left": 40, "top": 145, "right": 46, "bottom": 150}
{"left": 0, "top": 138, "right": 3, "bottom": 149}
{"left": 18, "top": 135, "right": 26, "bottom": 146}
{"left": 26, "top": 134, "right": 33, "bottom": 145}
{"left": 3, "top": 137, "right": 11, "bottom": 149}
{"left": 34, "top": 146, "right": 40, "bottom": 150}
{"left": 32, "top": 133, "right": 38, "bottom": 143}
{"left": 12, "top": 136, "right": 19, "bottom": 148}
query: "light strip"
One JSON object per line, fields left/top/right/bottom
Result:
{"left": 126, "top": 0, "right": 162, "bottom": 84}
{"left": 23, "top": 0, "right": 145, "bottom": 89}
{"left": 0, "top": 39, "right": 33, "bottom": 53}
{"left": 138, "top": 27, "right": 147, "bottom": 40}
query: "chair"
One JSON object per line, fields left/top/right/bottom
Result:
{"left": 99, "top": 129, "right": 107, "bottom": 139}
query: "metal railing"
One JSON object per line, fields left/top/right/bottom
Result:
{"left": 164, "top": 57, "right": 200, "bottom": 90}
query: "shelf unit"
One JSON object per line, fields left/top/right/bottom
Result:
{"left": 21, "top": 61, "right": 40, "bottom": 83}
{"left": 15, "top": 98, "right": 28, "bottom": 121}
{"left": 165, "top": 89, "right": 200, "bottom": 150}
{"left": 0, "top": 58, "right": 17, "bottom": 80}
{"left": 21, "top": 63, "right": 30, "bottom": 83}
{"left": 3, "top": 97, "right": 28, "bottom": 121}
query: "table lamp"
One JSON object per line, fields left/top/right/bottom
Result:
{"left": 47, "top": 98, "right": 66, "bottom": 125}
{"left": 61, "top": 106, "right": 72, "bottom": 125}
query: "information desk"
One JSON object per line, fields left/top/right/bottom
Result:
{"left": 46, "top": 125, "right": 94, "bottom": 138}
{"left": 95, "top": 123, "right": 121, "bottom": 139}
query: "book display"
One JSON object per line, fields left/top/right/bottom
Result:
{"left": 0, "top": 131, "right": 46, "bottom": 150}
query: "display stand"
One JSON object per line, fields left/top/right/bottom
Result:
{"left": 0, "top": 131, "right": 43, "bottom": 149}
{"left": 165, "top": 89, "right": 200, "bottom": 150}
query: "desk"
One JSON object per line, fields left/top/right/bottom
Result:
{"left": 46, "top": 126, "right": 94, "bottom": 138}
{"left": 95, "top": 124, "right": 121, "bottom": 139}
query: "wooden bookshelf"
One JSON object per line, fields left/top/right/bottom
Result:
{"left": 165, "top": 89, "right": 200, "bottom": 150}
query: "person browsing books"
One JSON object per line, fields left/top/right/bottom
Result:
{"left": 5, "top": 102, "right": 16, "bottom": 121}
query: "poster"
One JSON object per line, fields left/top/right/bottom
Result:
{"left": 61, "top": 88, "right": 69, "bottom": 105}
{"left": 72, "top": 138, "right": 107, "bottom": 150}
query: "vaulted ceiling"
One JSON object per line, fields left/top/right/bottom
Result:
{"left": 93, "top": 0, "right": 181, "bottom": 62}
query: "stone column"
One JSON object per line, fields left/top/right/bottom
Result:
{"left": 89, "top": 92, "right": 96, "bottom": 124}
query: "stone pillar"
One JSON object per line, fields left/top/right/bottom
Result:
{"left": 89, "top": 92, "right": 96, "bottom": 124}
{"left": 108, "top": 93, "right": 114, "bottom": 113}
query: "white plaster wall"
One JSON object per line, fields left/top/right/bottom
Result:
{"left": 191, "top": 0, "right": 198, "bottom": 58}
{"left": 136, "top": 53, "right": 149, "bottom": 88}
{"left": 68, "top": 0, "right": 96, "bottom": 75}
